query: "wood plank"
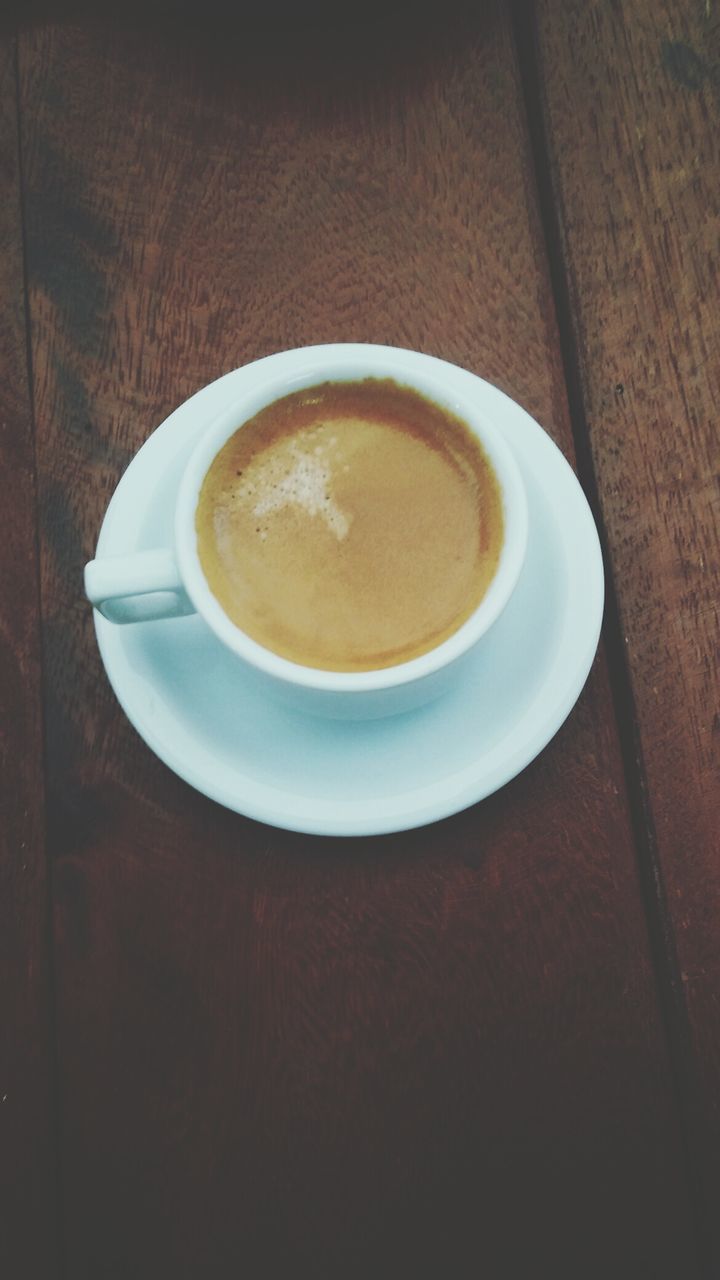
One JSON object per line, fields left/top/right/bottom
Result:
{"left": 0, "top": 35, "right": 58, "bottom": 1280}
{"left": 532, "top": 0, "right": 720, "bottom": 1262}
{"left": 20, "top": 9, "right": 698, "bottom": 1276}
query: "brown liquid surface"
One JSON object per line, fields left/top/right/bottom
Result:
{"left": 196, "top": 379, "right": 504, "bottom": 671}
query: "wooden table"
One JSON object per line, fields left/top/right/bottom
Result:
{"left": 2, "top": 2, "right": 718, "bottom": 1275}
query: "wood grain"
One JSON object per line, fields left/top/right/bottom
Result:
{"left": 19, "top": 7, "right": 699, "bottom": 1275}
{"left": 533, "top": 0, "right": 720, "bottom": 1261}
{"left": 0, "top": 36, "right": 58, "bottom": 1280}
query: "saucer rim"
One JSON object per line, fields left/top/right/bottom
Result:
{"left": 94, "top": 347, "right": 604, "bottom": 836}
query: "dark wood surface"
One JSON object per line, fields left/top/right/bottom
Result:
{"left": 533, "top": 0, "right": 720, "bottom": 1260}
{"left": 2, "top": 2, "right": 717, "bottom": 1275}
{"left": 0, "top": 37, "right": 58, "bottom": 1280}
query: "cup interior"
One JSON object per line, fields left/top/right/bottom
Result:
{"left": 175, "top": 346, "right": 528, "bottom": 691}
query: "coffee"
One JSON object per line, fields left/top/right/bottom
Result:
{"left": 195, "top": 379, "right": 504, "bottom": 671}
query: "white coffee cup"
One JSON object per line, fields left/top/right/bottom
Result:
{"left": 85, "top": 345, "right": 528, "bottom": 719}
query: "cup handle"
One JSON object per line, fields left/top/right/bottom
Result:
{"left": 84, "top": 549, "right": 196, "bottom": 624}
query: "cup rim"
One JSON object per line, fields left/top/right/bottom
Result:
{"left": 175, "top": 344, "right": 528, "bottom": 692}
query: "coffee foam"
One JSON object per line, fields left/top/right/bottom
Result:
{"left": 237, "top": 429, "right": 351, "bottom": 541}
{"left": 195, "top": 380, "right": 504, "bottom": 671}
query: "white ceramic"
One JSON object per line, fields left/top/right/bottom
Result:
{"left": 88, "top": 348, "right": 604, "bottom": 836}
{"left": 85, "top": 345, "right": 528, "bottom": 719}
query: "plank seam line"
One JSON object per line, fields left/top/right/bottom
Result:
{"left": 13, "top": 30, "right": 68, "bottom": 1280}
{"left": 510, "top": 3, "right": 712, "bottom": 1275}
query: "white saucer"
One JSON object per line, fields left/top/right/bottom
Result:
{"left": 93, "top": 349, "right": 604, "bottom": 836}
